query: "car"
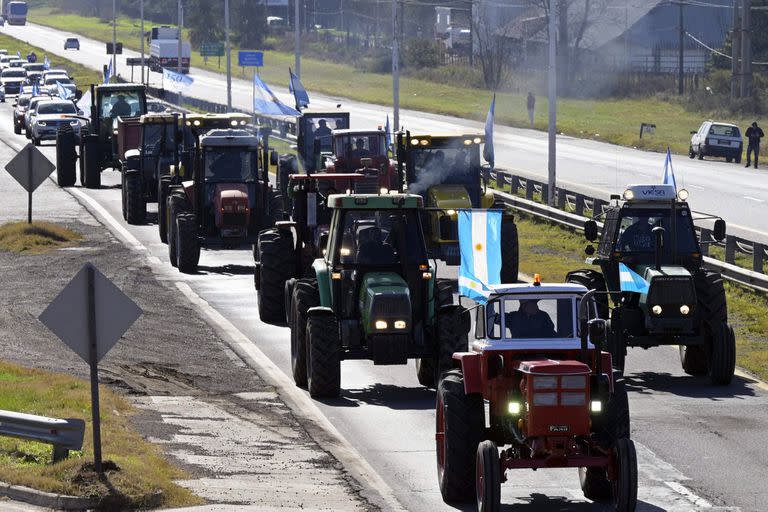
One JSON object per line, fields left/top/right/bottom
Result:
{"left": 12, "top": 93, "right": 32, "bottom": 133}
{"left": 42, "top": 69, "right": 70, "bottom": 81}
{"left": 22, "top": 62, "right": 45, "bottom": 74}
{"left": 24, "top": 95, "right": 54, "bottom": 135}
{"left": 43, "top": 76, "right": 77, "bottom": 98}
{"left": 0, "top": 55, "right": 15, "bottom": 69}
{"left": 8, "top": 59, "right": 25, "bottom": 68}
{"left": 146, "top": 99, "right": 168, "bottom": 113}
{"left": 690, "top": 121, "right": 742, "bottom": 163}
{"left": 0, "top": 68, "right": 27, "bottom": 95}
{"left": 64, "top": 38, "right": 80, "bottom": 51}
{"left": 29, "top": 99, "right": 81, "bottom": 146}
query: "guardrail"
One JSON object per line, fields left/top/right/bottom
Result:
{"left": 0, "top": 410, "right": 85, "bottom": 462}
{"left": 488, "top": 169, "right": 768, "bottom": 293}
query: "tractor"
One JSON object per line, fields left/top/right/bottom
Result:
{"left": 165, "top": 126, "right": 282, "bottom": 273}
{"left": 157, "top": 112, "right": 252, "bottom": 243}
{"left": 319, "top": 129, "right": 397, "bottom": 191}
{"left": 570, "top": 184, "right": 735, "bottom": 385}
{"left": 118, "top": 112, "right": 181, "bottom": 224}
{"left": 438, "top": 281, "right": 637, "bottom": 512}
{"left": 395, "top": 132, "right": 519, "bottom": 283}
{"left": 286, "top": 193, "right": 469, "bottom": 398}
{"left": 55, "top": 83, "right": 147, "bottom": 188}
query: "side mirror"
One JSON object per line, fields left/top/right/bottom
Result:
{"left": 474, "top": 305, "right": 486, "bottom": 339}
{"left": 588, "top": 318, "right": 607, "bottom": 347}
{"left": 713, "top": 219, "right": 726, "bottom": 242}
{"left": 584, "top": 219, "right": 598, "bottom": 241}
{"left": 270, "top": 150, "right": 278, "bottom": 166}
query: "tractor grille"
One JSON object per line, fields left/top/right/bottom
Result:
{"left": 371, "top": 295, "right": 411, "bottom": 319}
{"left": 647, "top": 277, "right": 696, "bottom": 317}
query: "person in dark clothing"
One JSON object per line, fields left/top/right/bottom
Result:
{"left": 526, "top": 92, "right": 535, "bottom": 128}
{"left": 110, "top": 94, "right": 132, "bottom": 119}
{"left": 505, "top": 300, "right": 557, "bottom": 338}
{"left": 745, "top": 122, "right": 764, "bottom": 169}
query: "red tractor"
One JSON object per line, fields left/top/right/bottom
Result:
{"left": 320, "top": 129, "right": 397, "bottom": 191}
{"left": 437, "top": 281, "right": 637, "bottom": 512}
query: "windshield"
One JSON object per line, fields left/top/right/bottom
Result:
{"left": 203, "top": 148, "right": 256, "bottom": 182}
{"left": 2, "top": 70, "right": 25, "bottom": 78}
{"left": 332, "top": 209, "right": 427, "bottom": 266}
{"left": 10, "top": 3, "right": 28, "bottom": 15}
{"left": 143, "top": 123, "right": 176, "bottom": 156}
{"left": 709, "top": 124, "right": 739, "bottom": 137}
{"left": 409, "top": 145, "right": 480, "bottom": 195}
{"left": 46, "top": 77, "right": 71, "bottom": 85}
{"left": 485, "top": 297, "right": 576, "bottom": 340}
{"left": 37, "top": 102, "right": 76, "bottom": 115}
{"left": 17, "top": 96, "right": 30, "bottom": 107}
{"left": 334, "top": 134, "right": 385, "bottom": 160}
{"left": 100, "top": 90, "right": 145, "bottom": 119}
{"left": 24, "top": 64, "right": 44, "bottom": 72}
{"left": 614, "top": 208, "right": 698, "bottom": 254}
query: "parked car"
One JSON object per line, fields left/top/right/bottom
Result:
{"left": 29, "top": 99, "right": 81, "bottom": 146}
{"left": 0, "top": 68, "right": 27, "bottom": 95}
{"left": 690, "top": 121, "right": 742, "bottom": 163}
{"left": 0, "top": 55, "right": 15, "bottom": 69}
{"left": 0, "top": 84, "right": 5, "bottom": 103}
{"left": 64, "top": 38, "right": 80, "bottom": 51}
{"left": 8, "top": 59, "right": 25, "bottom": 68}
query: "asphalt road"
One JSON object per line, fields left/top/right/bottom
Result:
{"left": 2, "top": 114, "right": 767, "bottom": 510}
{"left": 2, "top": 21, "right": 768, "bottom": 243}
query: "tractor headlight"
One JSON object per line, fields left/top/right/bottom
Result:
{"left": 623, "top": 189, "right": 635, "bottom": 201}
{"left": 193, "top": 119, "right": 201, "bottom": 126}
{"left": 677, "top": 189, "right": 689, "bottom": 201}
{"left": 463, "top": 139, "right": 473, "bottom": 145}
{"left": 590, "top": 400, "right": 602, "bottom": 413}
{"left": 37, "top": 121, "right": 46, "bottom": 126}
{"left": 445, "top": 209, "right": 456, "bottom": 216}
{"left": 375, "top": 320, "right": 388, "bottom": 330}
{"left": 410, "top": 138, "right": 419, "bottom": 146}
{"left": 422, "top": 272, "right": 432, "bottom": 280}
{"left": 473, "top": 137, "right": 482, "bottom": 144}
{"left": 680, "top": 304, "right": 690, "bottom": 315}
{"left": 331, "top": 272, "right": 341, "bottom": 280}
{"left": 508, "top": 401, "right": 521, "bottom": 415}
{"left": 652, "top": 305, "right": 663, "bottom": 315}
{"left": 340, "top": 247, "right": 351, "bottom": 257}
{"left": 380, "top": 187, "right": 389, "bottom": 195}
{"left": 230, "top": 119, "right": 238, "bottom": 126}
{"left": 394, "top": 320, "right": 407, "bottom": 329}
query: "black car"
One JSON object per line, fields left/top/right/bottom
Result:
{"left": 64, "top": 38, "right": 80, "bottom": 51}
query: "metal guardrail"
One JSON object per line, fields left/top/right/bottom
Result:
{"left": 489, "top": 169, "right": 768, "bottom": 293}
{"left": 0, "top": 410, "right": 85, "bottom": 462}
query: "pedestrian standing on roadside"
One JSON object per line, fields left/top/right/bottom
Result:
{"left": 745, "top": 121, "right": 764, "bottom": 169}
{"left": 527, "top": 92, "right": 535, "bottom": 128}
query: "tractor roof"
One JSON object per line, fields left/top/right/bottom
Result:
{"left": 200, "top": 129, "right": 260, "bottom": 149}
{"left": 185, "top": 112, "right": 251, "bottom": 128}
{"left": 96, "top": 83, "right": 146, "bottom": 92}
{"left": 328, "top": 193, "right": 423, "bottom": 210}
{"left": 301, "top": 109, "right": 349, "bottom": 117}
{"left": 140, "top": 112, "right": 179, "bottom": 124}
{"left": 332, "top": 129, "right": 384, "bottom": 137}
{"left": 407, "top": 134, "right": 484, "bottom": 148}
{"left": 620, "top": 184, "right": 687, "bottom": 204}
{"left": 488, "top": 282, "right": 588, "bottom": 297}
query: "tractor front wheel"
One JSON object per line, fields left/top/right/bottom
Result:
{"left": 257, "top": 228, "right": 296, "bottom": 324}
{"left": 55, "top": 127, "right": 76, "bottom": 187}
{"left": 167, "top": 193, "right": 186, "bottom": 267}
{"left": 436, "top": 369, "right": 484, "bottom": 503}
{"left": 125, "top": 172, "right": 146, "bottom": 225}
{"left": 475, "top": 440, "right": 501, "bottom": 512}
{"left": 176, "top": 213, "right": 200, "bottom": 273}
{"left": 611, "top": 438, "right": 638, "bottom": 512}
{"left": 290, "top": 279, "right": 318, "bottom": 387}
{"left": 306, "top": 314, "right": 341, "bottom": 398}
{"left": 709, "top": 322, "right": 736, "bottom": 385}
{"left": 416, "top": 279, "right": 455, "bottom": 387}
{"left": 679, "top": 344, "right": 708, "bottom": 376}
{"left": 82, "top": 137, "right": 101, "bottom": 189}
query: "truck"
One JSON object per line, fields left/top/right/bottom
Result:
{"left": 3, "top": 1, "right": 27, "bottom": 25}
{"left": 147, "top": 26, "right": 190, "bottom": 74}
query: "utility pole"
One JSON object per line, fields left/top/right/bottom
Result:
{"left": 678, "top": 0, "right": 684, "bottom": 95}
{"left": 547, "top": 0, "right": 556, "bottom": 206}
{"left": 295, "top": 0, "right": 301, "bottom": 76}
{"left": 392, "top": 0, "right": 400, "bottom": 132}
{"left": 112, "top": 0, "right": 117, "bottom": 79}
{"left": 731, "top": 0, "right": 741, "bottom": 98}
{"left": 225, "top": 0, "right": 232, "bottom": 110}
{"left": 177, "top": 0, "right": 183, "bottom": 105}
{"left": 140, "top": 0, "right": 145, "bottom": 84}
{"left": 741, "top": 0, "right": 752, "bottom": 97}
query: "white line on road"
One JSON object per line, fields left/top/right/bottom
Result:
{"left": 744, "top": 196, "right": 765, "bottom": 203}
{"left": 665, "top": 481, "right": 714, "bottom": 508}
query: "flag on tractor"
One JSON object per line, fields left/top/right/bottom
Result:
{"left": 458, "top": 209, "right": 502, "bottom": 304}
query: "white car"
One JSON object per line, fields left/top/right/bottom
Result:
{"left": 24, "top": 95, "right": 54, "bottom": 134}
{"left": 689, "top": 121, "right": 743, "bottom": 163}
{"left": 42, "top": 69, "right": 70, "bottom": 81}
{"left": 29, "top": 99, "right": 81, "bottom": 146}
{"left": 0, "top": 68, "right": 27, "bottom": 95}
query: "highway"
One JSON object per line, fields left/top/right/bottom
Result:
{"left": 2, "top": 21, "right": 768, "bottom": 243}
{"left": 2, "top": 21, "right": 768, "bottom": 512}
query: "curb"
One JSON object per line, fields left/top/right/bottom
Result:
{"left": 0, "top": 482, "right": 163, "bottom": 511}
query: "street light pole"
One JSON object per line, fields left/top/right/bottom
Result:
{"left": 140, "top": 0, "right": 145, "bottom": 84}
{"left": 392, "top": 0, "right": 399, "bottom": 132}
{"left": 547, "top": 0, "right": 557, "bottom": 206}
{"left": 112, "top": 0, "right": 117, "bottom": 79}
{"left": 177, "top": 0, "right": 183, "bottom": 105}
{"left": 295, "top": 0, "right": 301, "bottom": 77}
{"left": 225, "top": 0, "right": 232, "bottom": 111}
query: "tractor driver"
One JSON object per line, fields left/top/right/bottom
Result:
{"left": 355, "top": 226, "right": 396, "bottom": 265}
{"left": 505, "top": 299, "right": 557, "bottom": 338}
{"left": 110, "top": 94, "right": 132, "bottom": 119}
{"left": 617, "top": 217, "right": 654, "bottom": 252}
{"left": 351, "top": 138, "right": 370, "bottom": 158}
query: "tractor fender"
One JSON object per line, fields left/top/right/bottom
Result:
{"left": 307, "top": 306, "right": 334, "bottom": 318}
{"left": 452, "top": 352, "right": 483, "bottom": 395}
{"left": 312, "top": 259, "right": 331, "bottom": 307}
{"left": 602, "top": 352, "right": 615, "bottom": 393}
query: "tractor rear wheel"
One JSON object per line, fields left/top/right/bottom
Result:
{"left": 417, "top": 278, "right": 455, "bottom": 387}
{"left": 82, "top": 137, "right": 101, "bottom": 189}
{"left": 691, "top": 270, "right": 729, "bottom": 379}
{"left": 278, "top": 155, "right": 297, "bottom": 208}
{"left": 176, "top": 213, "right": 200, "bottom": 273}
{"left": 475, "top": 440, "right": 501, "bottom": 512}
{"left": 500, "top": 219, "right": 519, "bottom": 284}
{"left": 167, "top": 193, "right": 186, "bottom": 267}
{"left": 125, "top": 172, "right": 146, "bottom": 224}
{"left": 262, "top": 189, "right": 285, "bottom": 231}
{"left": 566, "top": 269, "right": 609, "bottom": 318}
{"left": 291, "top": 279, "right": 318, "bottom": 387}
{"left": 709, "top": 322, "right": 736, "bottom": 385}
{"left": 306, "top": 314, "right": 341, "bottom": 398}
{"left": 157, "top": 176, "right": 171, "bottom": 243}
{"left": 55, "top": 127, "right": 76, "bottom": 187}
{"left": 257, "top": 228, "right": 296, "bottom": 324}
{"left": 611, "top": 438, "right": 638, "bottom": 512}
{"left": 437, "top": 369, "right": 484, "bottom": 503}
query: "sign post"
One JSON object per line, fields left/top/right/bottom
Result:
{"left": 201, "top": 42, "right": 225, "bottom": 68}
{"left": 5, "top": 144, "right": 56, "bottom": 224}
{"left": 239, "top": 51, "right": 264, "bottom": 115}
{"left": 39, "top": 263, "right": 142, "bottom": 474}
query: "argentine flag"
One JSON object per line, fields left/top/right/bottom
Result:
{"left": 254, "top": 74, "right": 300, "bottom": 116}
{"left": 618, "top": 263, "right": 649, "bottom": 294}
{"left": 663, "top": 147, "right": 676, "bottom": 190}
{"left": 163, "top": 67, "right": 194, "bottom": 92}
{"left": 288, "top": 68, "right": 309, "bottom": 110}
{"left": 56, "top": 81, "right": 72, "bottom": 100}
{"left": 458, "top": 210, "right": 502, "bottom": 304}
{"left": 43, "top": 55, "right": 51, "bottom": 70}
{"left": 104, "top": 59, "right": 113, "bottom": 84}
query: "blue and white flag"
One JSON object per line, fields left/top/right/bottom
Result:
{"left": 288, "top": 68, "right": 309, "bottom": 110}
{"left": 458, "top": 210, "right": 502, "bottom": 304}
{"left": 163, "top": 67, "right": 194, "bottom": 92}
{"left": 43, "top": 55, "right": 51, "bottom": 70}
{"left": 104, "top": 59, "right": 113, "bottom": 84}
{"left": 385, "top": 115, "right": 391, "bottom": 148}
{"left": 662, "top": 147, "right": 676, "bottom": 190}
{"left": 483, "top": 94, "right": 495, "bottom": 168}
{"left": 56, "top": 81, "right": 72, "bottom": 100}
{"left": 618, "top": 263, "right": 649, "bottom": 294}
{"left": 16, "top": 50, "right": 21, "bottom": 59}
{"left": 254, "top": 74, "right": 300, "bottom": 116}
{"left": 31, "top": 82, "right": 40, "bottom": 97}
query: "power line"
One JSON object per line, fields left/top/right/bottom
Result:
{"left": 686, "top": 31, "right": 768, "bottom": 65}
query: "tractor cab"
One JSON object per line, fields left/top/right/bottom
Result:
{"left": 95, "top": 84, "right": 147, "bottom": 145}
{"left": 297, "top": 110, "right": 350, "bottom": 173}
{"left": 322, "top": 129, "right": 396, "bottom": 190}
{"left": 138, "top": 112, "right": 181, "bottom": 177}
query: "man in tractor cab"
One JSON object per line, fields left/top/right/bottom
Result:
{"left": 505, "top": 299, "right": 557, "bottom": 338}
{"left": 356, "top": 226, "right": 396, "bottom": 265}
{"left": 351, "top": 137, "right": 370, "bottom": 159}
{"left": 616, "top": 216, "right": 654, "bottom": 252}
{"left": 110, "top": 94, "right": 132, "bottom": 119}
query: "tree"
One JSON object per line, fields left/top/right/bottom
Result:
{"left": 473, "top": 5, "right": 514, "bottom": 89}
{"left": 186, "top": 0, "right": 223, "bottom": 47}
{"left": 230, "top": 0, "right": 268, "bottom": 49}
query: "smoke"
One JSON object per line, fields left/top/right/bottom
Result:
{"left": 408, "top": 165, "right": 455, "bottom": 196}
{"left": 407, "top": 148, "right": 468, "bottom": 196}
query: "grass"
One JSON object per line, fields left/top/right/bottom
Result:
{"left": 0, "top": 360, "right": 202, "bottom": 508}
{"left": 514, "top": 213, "right": 768, "bottom": 381}
{"left": 0, "top": 222, "right": 82, "bottom": 254}
{"left": 25, "top": 6, "right": 765, "bottom": 157}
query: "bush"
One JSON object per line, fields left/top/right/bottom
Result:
{"left": 404, "top": 38, "right": 442, "bottom": 69}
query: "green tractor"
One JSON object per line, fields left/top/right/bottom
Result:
{"left": 287, "top": 193, "right": 469, "bottom": 398}
{"left": 56, "top": 83, "right": 147, "bottom": 189}
{"left": 395, "top": 132, "right": 519, "bottom": 283}
{"left": 570, "top": 184, "right": 735, "bottom": 385}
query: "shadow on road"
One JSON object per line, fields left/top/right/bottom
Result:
{"left": 443, "top": 493, "right": 666, "bottom": 511}
{"left": 325, "top": 383, "right": 436, "bottom": 409}
{"left": 196, "top": 264, "right": 254, "bottom": 276}
{"left": 624, "top": 371, "right": 757, "bottom": 399}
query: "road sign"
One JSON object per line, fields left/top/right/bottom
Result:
{"left": 201, "top": 42, "right": 224, "bottom": 57}
{"left": 126, "top": 57, "right": 143, "bottom": 66}
{"left": 238, "top": 50, "right": 264, "bottom": 67}
{"left": 106, "top": 42, "right": 123, "bottom": 55}
{"left": 5, "top": 144, "right": 55, "bottom": 223}
{"left": 39, "top": 262, "right": 142, "bottom": 473}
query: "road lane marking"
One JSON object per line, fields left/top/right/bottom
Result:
{"left": 665, "top": 481, "right": 714, "bottom": 508}
{"left": 744, "top": 196, "right": 764, "bottom": 203}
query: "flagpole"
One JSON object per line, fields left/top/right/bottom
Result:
{"left": 547, "top": 0, "right": 557, "bottom": 206}
{"left": 177, "top": 0, "right": 183, "bottom": 107}
{"left": 112, "top": 0, "right": 117, "bottom": 80}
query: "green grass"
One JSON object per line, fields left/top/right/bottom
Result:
{"left": 0, "top": 222, "right": 82, "bottom": 254}
{"left": 0, "top": 360, "right": 203, "bottom": 508}
{"left": 25, "top": 6, "right": 763, "bottom": 158}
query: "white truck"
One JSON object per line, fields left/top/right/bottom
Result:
{"left": 148, "top": 26, "right": 191, "bottom": 74}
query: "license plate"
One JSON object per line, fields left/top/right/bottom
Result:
{"left": 549, "top": 425, "right": 570, "bottom": 433}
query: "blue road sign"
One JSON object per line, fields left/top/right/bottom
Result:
{"left": 238, "top": 51, "right": 264, "bottom": 67}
